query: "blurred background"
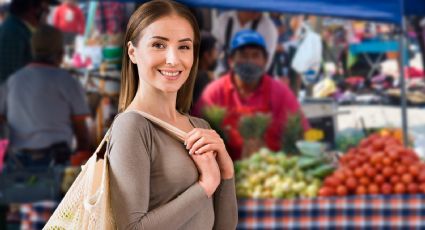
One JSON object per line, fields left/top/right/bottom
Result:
{"left": 0, "top": 0, "right": 425, "bottom": 229}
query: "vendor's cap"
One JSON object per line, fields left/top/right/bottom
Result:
{"left": 31, "top": 24, "right": 64, "bottom": 56}
{"left": 230, "top": 29, "right": 266, "bottom": 53}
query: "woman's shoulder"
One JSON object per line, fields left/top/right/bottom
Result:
{"left": 110, "top": 111, "right": 154, "bottom": 137}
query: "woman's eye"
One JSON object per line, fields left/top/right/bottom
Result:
{"left": 153, "top": 43, "right": 166, "bottom": 49}
{"left": 179, "top": 45, "right": 191, "bottom": 50}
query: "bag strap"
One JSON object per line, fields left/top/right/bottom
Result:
{"left": 95, "top": 110, "right": 188, "bottom": 159}
{"left": 129, "top": 110, "right": 187, "bottom": 143}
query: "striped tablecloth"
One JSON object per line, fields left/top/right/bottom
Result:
{"left": 237, "top": 195, "right": 425, "bottom": 229}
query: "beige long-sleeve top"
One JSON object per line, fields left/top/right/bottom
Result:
{"left": 108, "top": 111, "right": 238, "bottom": 230}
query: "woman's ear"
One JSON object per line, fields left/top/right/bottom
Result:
{"left": 128, "top": 41, "right": 137, "bottom": 64}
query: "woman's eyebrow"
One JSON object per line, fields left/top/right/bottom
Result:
{"left": 150, "top": 36, "right": 192, "bottom": 43}
{"left": 151, "top": 36, "right": 169, "bottom": 41}
{"left": 178, "top": 38, "right": 193, "bottom": 43}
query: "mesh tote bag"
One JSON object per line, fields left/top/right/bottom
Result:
{"left": 43, "top": 111, "right": 186, "bottom": 229}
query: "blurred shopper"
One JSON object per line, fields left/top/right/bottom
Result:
{"left": 212, "top": 10, "right": 278, "bottom": 75}
{"left": 0, "top": 25, "right": 91, "bottom": 167}
{"left": 0, "top": 0, "right": 50, "bottom": 83}
{"left": 195, "top": 30, "right": 309, "bottom": 160}
{"left": 192, "top": 31, "right": 218, "bottom": 107}
{"left": 52, "top": 0, "right": 85, "bottom": 45}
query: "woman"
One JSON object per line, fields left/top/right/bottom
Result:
{"left": 108, "top": 1, "right": 238, "bottom": 229}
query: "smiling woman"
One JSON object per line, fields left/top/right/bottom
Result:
{"left": 108, "top": 0, "right": 238, "bottom": 229}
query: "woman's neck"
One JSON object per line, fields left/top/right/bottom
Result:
{"left": 128, "top": 86, "right": 179, "bottom": 122}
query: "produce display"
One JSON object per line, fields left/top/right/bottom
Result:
{"left": 235, "top": 147, "right": 335, "bottom": 199}
{"left": 319, "top": 131, "right": 425, "bottom": 196}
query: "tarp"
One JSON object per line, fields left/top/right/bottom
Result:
{"left": 123, "top": 0, "right": 425, "bottom": 24}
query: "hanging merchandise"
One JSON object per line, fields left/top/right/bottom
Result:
{"left": 291, "top": 23, "right": 323, "bottom": 85}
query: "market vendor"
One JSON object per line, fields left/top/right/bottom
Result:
{"left": 0, "top": 25, "right": 92, "bottom": 167}
{"left": 194, "top": 30, "right": 309, "bottom": 160}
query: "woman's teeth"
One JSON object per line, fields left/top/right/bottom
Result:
{"left": 160, "top": 70, "right": 180, "bottom": 77}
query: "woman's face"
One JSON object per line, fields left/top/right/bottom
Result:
{"left": 128, "top": 15, "right": 194, "bottom": 94}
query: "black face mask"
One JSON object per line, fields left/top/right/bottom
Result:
{"left": 233, "top": 62, "right": 264, "bottom": 83}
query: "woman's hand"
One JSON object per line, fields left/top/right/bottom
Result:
{"left": 190, "top": 151, "right": 221, "bottom": 198}
{"left": 185, "top": 128, "right": 234, "bottom": 179}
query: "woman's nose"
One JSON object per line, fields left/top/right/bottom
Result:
{"left": 165, "top": 47, "right": 180, "bottom": 66}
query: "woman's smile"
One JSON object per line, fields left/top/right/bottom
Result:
{"left": 158, "top": 69, "right": 183, "bottom": 80}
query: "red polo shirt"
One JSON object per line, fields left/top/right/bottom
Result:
{"left": 194, "top": 72, "right": 309, "bottom": 160}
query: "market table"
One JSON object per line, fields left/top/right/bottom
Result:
{"left": 237, "top": 194, "right": 425, "bottom": 229}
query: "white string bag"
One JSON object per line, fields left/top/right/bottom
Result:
{"left": 43, "top": 111, "right": 187, "bottom": 230}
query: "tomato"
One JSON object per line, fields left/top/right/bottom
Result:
{"left": 382, "top": 166, "right": 394, "bottom": 178}
{"left": 382, "top": 157, "right": 393, "bottom": 166}
{"left": 345, "top": 177, "right": 357, "bottom": 190}
{"left": 324, "top": 176, "right": 340, "bottom": 187}
{"left": 396, "top": 165, "right": 407, "bottom": 175}
{"left": 356, "top": 185, "right": 367, "bottom": 195}
{"left": 386, "top": 150, "right": 399, "bottom": 162}
{"left": 381, "top": 183, "right": 392, "bottom": 194}
{"left": 354, "top": 168, "right": 365, "bottom": 178}
{"left": 368, "top": 184, "right": 380, "bottom": 194}
{"left": 374, "top": 174, "right": 385, "bottom": 185}
{"left": 334, "top": 170, "right": 346, "bottom": 182}
{"left": 418, "top": 170, "right": 425, "bottom": 182}
{"left": 409, "top": 164, "right": 421, "bottom": 177}
{"left": 408, "top": 183, "right": 419, "bottom": 194}
{"left": 372, "top": 139, "right": 385, "bottom": 151}
{"left": 365, "top": 166, "right": 377, "bottom": 178}
{"left": 318, "top": 187, "right": 335, "bottom": 197}
{"left": 401, "top": 173, "right": 413, "bottom": 184}
{"left": 359, "top": 177, "right": 370, "bottom": 186}
{"left": 390, "top": 175, "right": 401, "bottom": 184}
{"left": 336, "top": 185, "right": 348, "bottom": 196}
{"left": 394, "top": 183, "right": 406, "bottom": 194}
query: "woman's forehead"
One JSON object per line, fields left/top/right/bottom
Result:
{"left": 141, "top": 15, "right": 194, "bottom": 42}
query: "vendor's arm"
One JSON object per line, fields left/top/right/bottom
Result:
{"left": 109, "top": 113, "right": 211, "bottom": 230}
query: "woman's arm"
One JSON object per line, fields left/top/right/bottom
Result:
{"left": 186, "top": 118, "right": 238, "bottom": 229}
{"left": 108, "top": 113, "right": 211, "bottom": 230}
{"left": 213, "top": 177, "right": 238, "bottom": 229}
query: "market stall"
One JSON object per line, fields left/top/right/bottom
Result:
{"left": 8, "top": 0, "right": 425, "bottom": 228}
{"left": 161, "top": 1, "right": 425, "bottom": 229}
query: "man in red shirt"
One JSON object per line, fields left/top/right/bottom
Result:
{"left": 194, "top": 30, "right": 309, "bottom": 160}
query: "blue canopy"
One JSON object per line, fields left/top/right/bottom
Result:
{"left": 183, "top": 0, "right": 425, "bottom": 24}
{"left": 126, "top": 0, "right": 425, "bottom": 25}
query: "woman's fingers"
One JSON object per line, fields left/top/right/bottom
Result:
{"left": 194, "top": 143, "right": 218, "bottom": 155}
{"left": 186, "top": 129, "right": 216, "bottom": 149}
{"left": 185, "top": 129, "right": 203, "bottom": 150}
{"left": 189, "top": 137, "right": 207, "bottom": 154}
